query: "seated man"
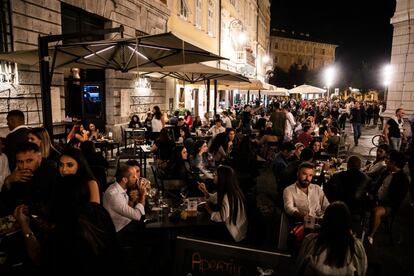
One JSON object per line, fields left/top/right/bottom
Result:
{"left": 367, "top": 150, "right": 409, "bottom": 245}
{"left": 321, "top": 127, "right": 340, "bottom": 155}
{"left": 283, "top": 162, "right": 329, "bottom": 221}
{"left": 273, "top": 142, "right": 296, "bottom": 189}
{"left": 103, "top": 165, "right": 147, "bottom": 245}
{"left": 324, "top": 156, "right": 372, "bottom": 235}
{"left": 1, "top": 142, "right": 57, "bottom": 218}
{"left": 209, "top": 119, "right": 226, "bottom": 138}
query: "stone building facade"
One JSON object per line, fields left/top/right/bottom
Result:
{"left": 0, "top": 0, "right": 169, "bottom": 141}
{"left": 387, "top": 0, "right": 414, "bottom": 115}
{"left": 0, "top": 0, "right": 271, "bottom": 140}
{"left": 269, "top": 29, "right": 337, "bottom": 72}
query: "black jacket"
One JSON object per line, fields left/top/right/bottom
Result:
{"left": 324, "top": 169, "right": 372, "bottom": 214}
{"left": 5, "top": 126, "right": 29, "bottom": 170}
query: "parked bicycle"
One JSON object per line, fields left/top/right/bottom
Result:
{"left": 369, "top": 134, "right": 386, "bottom": 156}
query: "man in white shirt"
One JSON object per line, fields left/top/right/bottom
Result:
{"left": 221, "top": 111, "right": 233, "bottom": 130}
{"left": 209, "top": 119, "right": 226, "bottom": 138}
{"left": 283, "top": 162, "right": 329, "bottom": 221}
{"left": 103, "top": 165, "right": 147, "bottom": 244}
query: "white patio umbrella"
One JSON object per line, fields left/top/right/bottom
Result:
{"left": 265, "top": 87, "right": 289, "bottom": 96}
{"left": 288, "top": 84, "right": 326, "bottom": 94}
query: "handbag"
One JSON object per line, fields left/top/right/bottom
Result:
{"left": 287, "top": 223, "right": 305, "bottom": 250}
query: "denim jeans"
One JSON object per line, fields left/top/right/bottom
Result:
{"left": 352, "top": 122, "right": 362, "bottom": 145}
{"left": 389, "top": 137, "right": 401, "bottom": 151}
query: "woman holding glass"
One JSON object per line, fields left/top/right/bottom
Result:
{"left": 191, "top": 140, "right": 215, "bottom": 180}
{"left": 198, "top": 165, "right": 247, "bottom": 242}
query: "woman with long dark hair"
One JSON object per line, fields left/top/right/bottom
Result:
{"left": 151, "top": 128, "right": 175, "bottom": 161}
{"left": 128, "top": 114, "right": 142, "bottom": 129}
{"left": 67, "top": 123, "right": 88, "bottom": 148}
{"left": 208, "top": 132, "right": 228, "bottom": 164}
{"left": 151, "top": 106, "right": 165, "bottom": 141}
{"left": 58, "top": 147, "right": 101, "bottom": 204}
{"left": 198, "top": 165, "right": 247, "bottom": 242}
{"left": 191, "top": 115, "right": 202, "bottom": 132}
{"left": 295, "top": 201, "right": 367, "bottom": 276}
{"left": 191, "top": 140, "right": 214, "bottom": 180}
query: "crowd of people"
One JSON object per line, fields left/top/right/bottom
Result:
{"left": 0, "top": 95, "right": 413, "bottom": 274}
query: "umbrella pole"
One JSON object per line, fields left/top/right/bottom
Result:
{"left": 39, "top": 36, "right": 53, "bottom": 137}
{"left": 214, "top": 79, "right": 218, "bottom": 116}
{"left": 206, "top": 79, "right": 210, "bottom": 113}
{"left": 247, "top": 90, "right": 250, "bottom": 104}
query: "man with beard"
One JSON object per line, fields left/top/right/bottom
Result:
{"left": 1, "top": 142, "right": 57, "bottom": 217}
{"left": 103, "top": 165, "right": 147, "bottom": 245}
{"left": 283, "top": 162, "right": 329, "bottom": 221}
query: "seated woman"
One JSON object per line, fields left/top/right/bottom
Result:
{"left": 151, "top": 128, "right": 175, "bottom": 169}
{"left": 191, "top": 115, "right": 202, "bottom": 132}
{"left": 177, "top": 125, "right": 192, "bottom": 144}
{"left": 87, "top": 123, "right": 101, "bottom": 140}
{"left": 191, "top": 140, "right": 215, "bottom": 180}
{"left": 202, "top": 112, "right": 212, "bottom": 128}
{"left": 296, "top": 201, "right": 367, "bottom": 276}
{"left": 28, "top": 127, "right": 61, "bottom": 162}
{"left": 198, "top": 165, "right": 248, "bottom": 242}
{"left": 165, "top": 146, "right": 197, "bottom": 195}
{"left": 58, "top": 147, "right": 101, "bottom": 204}
{"left": 67, "top": 123, "right": 88, "bottom": 148}
{"left": 208, "top": 133, "right": 228, "bottom": 164}
{"left": 309, "top": 139, "right": 323, "bottom": 161}
{"left": 128, "top": 115, "right": 142, "bottom": 129}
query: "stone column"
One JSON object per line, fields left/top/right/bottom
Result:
{"left": 387, "top": 0, "right": 414, "bottom": 116}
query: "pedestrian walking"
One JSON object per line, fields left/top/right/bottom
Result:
{"left": 383, "top": 107, "right": 405, "bottom": 151}
{"left": 350, "top": 102, "right": 364, "bottom": 146}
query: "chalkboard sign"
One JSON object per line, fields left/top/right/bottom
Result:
{"left": 174, "top": 236, "right": 293, "bottom": 276}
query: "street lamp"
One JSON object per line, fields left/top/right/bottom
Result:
{"left": 229, "top": 19, "right": 247, "bottom": 50}
{"left": 383, "top": 64, "right": 393, "bottom": 102}
{"left": 324, "top": 66, "right": 335, "bottom": 99}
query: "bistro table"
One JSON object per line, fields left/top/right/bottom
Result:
{"left": 143, "top": 196, "right": 216, "bottom": 236}
{"left": 93, "top": 139, "right": 120, "bottom": 159}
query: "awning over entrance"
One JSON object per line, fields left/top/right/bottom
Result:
{"left": 0, "top": 32, "right": 226, "bottom": 72}
{"left": 139, "top": 63, "right": 250, "bottom": 83}
{"left": 218, "top": 79, "right": 273, "bottom": 91}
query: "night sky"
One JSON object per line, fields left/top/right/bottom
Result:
{"left": 270, "top": 0, "right": 397, "bottom": 88}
